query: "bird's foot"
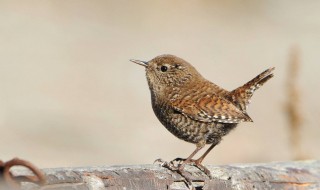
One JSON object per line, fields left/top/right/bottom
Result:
{"left": 153, "top": 158, "right": 178, "bottom": 171}
{"left": 154, "top": 158, "right": 195, "bottom": 190}
{"left": 154, "top": 158, "right": 211, "bottom": 189}
{"left": 176, "top": 170, "right": 195, "bottom": 190}
{"left": 169, "top": 157, "right": 196, "bottom": 166}
{"left": 190, "top": 161, "right": 212, "bottom": 179}
{"left": 170, "top": 158, "right": 212, "bottom": 179}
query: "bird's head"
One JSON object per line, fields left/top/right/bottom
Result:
{"left": 131, "top": 54, "right": 201, "bottom": 89}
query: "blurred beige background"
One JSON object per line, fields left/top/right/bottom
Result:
{"left": 0, "top": 0, "right": 319, "bottom": 168}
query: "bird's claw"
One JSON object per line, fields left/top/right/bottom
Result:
{"left": 169, "top": 157, "right": 187, "bottom": 166}
{"left": 153, "top": 158, "right": 178, "bottom": 170}
{"left": 153, "top": 158, "right": 166, "bottom": 166}
{"left": 153, "top": 158, "right": 211, "bottom": 189}
{"left": 192, "top": 163, "right": 212, "bottom": 179}
{"left": 170, "top": 158, "right": 212, "bottom": 179}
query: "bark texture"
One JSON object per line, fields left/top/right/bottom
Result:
{"left": 12, "top": 160, "right": 320, "bottom": 190}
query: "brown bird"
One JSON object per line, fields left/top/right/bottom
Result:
{"left": 131, "top": 54, "right": 274, "bottom": 177}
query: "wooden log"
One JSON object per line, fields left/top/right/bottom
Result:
{"left": 12, "top": 160, "right": 320, "bottom": 190}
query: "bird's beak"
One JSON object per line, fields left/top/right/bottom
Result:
{"left": 130, "top": 59, "right": 148, "bottom": 67}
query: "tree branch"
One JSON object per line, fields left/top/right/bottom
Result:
{"left": 12, "top": 160, "right": 320, "bottom": 190}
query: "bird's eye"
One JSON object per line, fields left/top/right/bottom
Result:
{"left": 160, "top": 65, "right": 168, "bottom": 72}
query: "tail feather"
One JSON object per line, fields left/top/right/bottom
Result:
{"left": 228, "top": 67, "right": 275, "bottom": 112}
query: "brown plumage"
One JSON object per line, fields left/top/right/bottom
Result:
{"left": 131, "top": 54, "right": 274, "bottom": 177}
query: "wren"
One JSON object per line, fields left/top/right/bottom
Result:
{"left": 131, "top": 54, "right": 274, "bottom": 178}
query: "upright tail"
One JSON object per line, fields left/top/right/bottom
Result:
{"left": 227, "top": 67, "right": 275, "bottom": 112}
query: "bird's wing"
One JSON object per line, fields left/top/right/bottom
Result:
{"left": 171, "top": 94, "right": 252, "bottom": 123}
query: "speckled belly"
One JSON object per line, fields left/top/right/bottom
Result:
{"left": 153, "top": 104, "right": 237, "bottom": 144}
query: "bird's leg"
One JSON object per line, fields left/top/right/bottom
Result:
{"left": 156, "top": 141, "right": 206, "bottom": 190}
{"left": 173, "top": 141, "right": 205, "bottom": 190}
{"left": 178, "top": 140, "right": 205, "bottom": 171}
{"left": 195, "top": 142, "right": 217, "bottom": 164}
{"left": 191, "top": 142, "right": 219, "bottom": 178}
